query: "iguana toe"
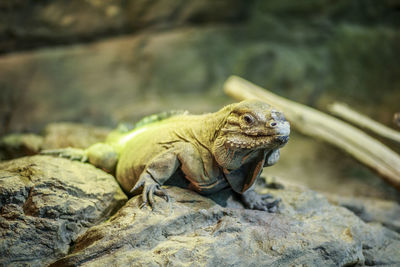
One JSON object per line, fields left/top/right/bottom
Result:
{"left": 139, "top": 184, "right": 170, "bottom": 209}
{"left": 241, "top": 190, "right": 281, "bottom": 212}
{"left": 260, "top": 193, "right": 273, "bottom": 200}
{"left": 146, "top": 184, "right": 158, "bottom": 207}
{"left": 154, "top": 188, "right": 170, "bottom": 202}
{"left": 131, "top": 175, "right": 170, "bottom": 210}
{"left": 130, "top": 179, "right": 145, "bottom": 194}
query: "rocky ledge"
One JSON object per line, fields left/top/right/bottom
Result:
{"left": 0, "top": 155, "right": 127, "bottom": 266}
{"left": 0, "top": 155, "right": 399, "bottom": 266}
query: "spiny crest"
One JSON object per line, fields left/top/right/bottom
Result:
{"left": 134, "top": 110, "right": 189, "bottom": 129}
{"left": 117, "top": 110, "right": 190, "bottom": 133}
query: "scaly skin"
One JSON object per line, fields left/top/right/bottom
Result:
{"left": 42, "top": 100, "right": 290, "bottom": 211}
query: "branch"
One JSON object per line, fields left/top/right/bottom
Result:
{"left": 223, "top": 76, "right": 400, "bottom": 191}
{"left": 328, "top": 102, "right": 400, "bottom": 144}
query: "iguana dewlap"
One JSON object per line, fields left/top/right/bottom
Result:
{"left": 44, "top": 100, "right": 290, "bottom": 211}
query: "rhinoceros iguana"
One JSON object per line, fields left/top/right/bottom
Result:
{"left": 43, "top": 100, "right": 290, "bottom": 212}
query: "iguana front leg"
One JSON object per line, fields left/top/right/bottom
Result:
{"left": 239, "top": 148, "right": 281, "bottom": 212}
{"left": 127, "top": 143, "right": 219, "bottom": 208}
{"left": 130, "top": 172, "right": 170, "bottom": 209}
{"left": 240, "top": 188, "right": 280, "bottom": 212}
{"left": 239, "top": 149, "right": 281, "bottom": 212}
{"left": 128, "top": 150, "right": 180, "bottom": 209}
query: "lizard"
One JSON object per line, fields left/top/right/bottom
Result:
{"left": 42, "top": 99, "right": 290, "bottom": 212}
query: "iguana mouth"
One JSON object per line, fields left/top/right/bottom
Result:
{"left": 226, "top": 139, "right": 270, "bottom": 149}
{"left": 225, "top": 133, "right": 289, "bottom": 149}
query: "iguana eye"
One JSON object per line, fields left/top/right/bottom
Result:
{"left": 243, "top": 114, "right": 254, "bottom": 124}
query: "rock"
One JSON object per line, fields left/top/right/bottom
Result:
{"left": 326, "top": 193, "right": 400, "bottom": 233}
{"left": 51, "top": 185, "right": 400, "bottom": 266}
{"left": 0, "top": 155, "right": 127, "bottom": 266}
{"left": 0, "top": 0, "right": 248, "bottom": 53}
{"left": 0, "top": 123, "right": 110, "bottom": 161}
{"left": 42, "top": 122, "right": 111, "bottom": 149}
{"left": 0, "top": 133, "right": 43, "bottom": 160}
{"left": 251, "top": 0, "right": 400, "bottom": 24}
{"left": 2, "top": 0, "right": 399, "bottom": 54}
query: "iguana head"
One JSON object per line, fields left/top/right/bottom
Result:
{"left": 212, "top": 99, "right": 290, "bottom": 170}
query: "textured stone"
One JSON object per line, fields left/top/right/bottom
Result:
{"left": 0, "top": 133, "right": 43, "bottom": 160}
{"left": 51, "top": 185, "right": 400, "bottom": 266}
{"left": 0, "top": 123, "right": 110, "bottom": 160}
{"left": 0, "top": 155, "right": 127, "bottom": 266}
{"left": 2, "top": 0, "right": 399, "bottom": 54}
{"left": 326, "top": 194, "right": 400, "bottom": 233}
{"left": 0, "top": 0, "right": 248, "bottom": 53}
{"left": 42, "top": 122, "right": 111, "bottom": 149}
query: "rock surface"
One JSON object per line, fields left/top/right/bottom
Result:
{"left": 1, "top": 154, "right": 399, "bottom": 266}
{"left": 51, "top": 185, "right": 400, "bottom": 266}
{"left": 0, "top": 0, "right": 248, "bottom": 53}
{"left": 0, "top": 156, "right": 127, "bottom": 266}
{"left": 0, "top": 122, "right": 110, "bottom": 161}
{"left": 2, "top": 0, "right": 399, "bottom": 54}
{"left": 326, "top": 193, "right": 400, "bottom": 234}
{"left": 0, "top": 133, "right": 43, "bottom": 160}
{"left": 41, "top": 122, "right": 111, "bottom": 150}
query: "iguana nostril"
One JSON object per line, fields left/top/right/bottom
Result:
{"left": 270, "top": 122, "right": 277, "bottom": 127}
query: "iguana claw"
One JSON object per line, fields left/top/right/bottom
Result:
{"left": 241, "top": 190, "right": 281, "bottom": 212}
{"left": 130, "top": 175, "right": 170, "bottom": 209}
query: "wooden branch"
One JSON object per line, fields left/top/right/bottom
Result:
{"left": 223, "top": 75, "right": 400, "bottom": 191}
{"left": 328, "top": 102, "right": 400, "bottom": 144}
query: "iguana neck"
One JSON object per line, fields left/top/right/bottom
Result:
{"left": 189, "top": 106, "right": 231, "bottom": 148}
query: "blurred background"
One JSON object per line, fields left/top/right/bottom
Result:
{"left": 0, "top": 0, "right": 399, "bottom": 200}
